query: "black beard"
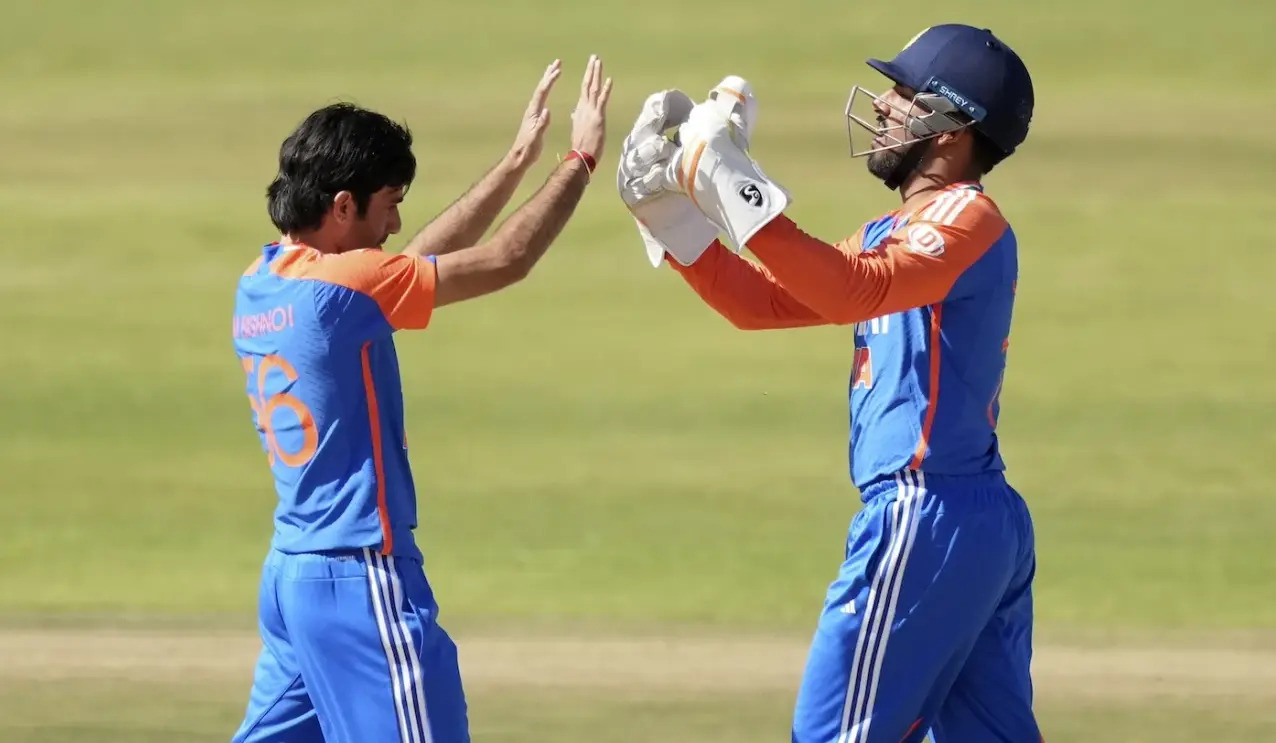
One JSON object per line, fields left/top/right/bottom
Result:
{"left": 866, "top": 146, "right": 906, "bottom": 182}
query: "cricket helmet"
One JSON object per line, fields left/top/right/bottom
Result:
{"left": 845, "top": 24, "right": 1035, "bottom": 181}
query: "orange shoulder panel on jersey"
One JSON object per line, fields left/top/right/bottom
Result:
{"left": 271, "top": 247, "right": 438, "bottom": 331}
{"left": 667, "top": 239, "right": 829, "bottom": 330}
{"left": 745, "top": 189, "right": 1008, "bottom": 324}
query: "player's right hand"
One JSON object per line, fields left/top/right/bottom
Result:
{"left": 505, "top": 59, "right": 563, "bottom": 174}
{"left": 569, "top": 54, "right": 613, "bottom": 161}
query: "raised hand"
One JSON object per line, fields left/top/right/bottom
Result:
{"left": 569, "top": 54, "right": 613, "bottom": 161}
{"left": 506, "top": 60, "right": 563, "bottom": 173}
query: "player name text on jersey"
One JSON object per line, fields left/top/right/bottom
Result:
{"left": 234, "top": 304, "right": 296, "bottom": 339}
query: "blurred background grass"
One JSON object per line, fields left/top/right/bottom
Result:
{"left": 1, "top": 1, "right": 1273, "bottom": 740}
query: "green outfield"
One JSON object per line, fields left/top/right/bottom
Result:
{"left": 2, "top": 0, "right": 1274, "bottom": 740}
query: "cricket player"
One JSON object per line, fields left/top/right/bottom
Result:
{"left": 228, "top": 56, "right": 612, "bottom": 743}
{"left": 617, "top": 25, "right": 1041, "bottom": 743}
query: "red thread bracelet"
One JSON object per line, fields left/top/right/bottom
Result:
{"left": 564, "top": 149, "right": 597, "bottom": 173}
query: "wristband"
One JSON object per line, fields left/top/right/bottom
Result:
{"left": 563, "top": 149, "right": 597, "bottom": 174}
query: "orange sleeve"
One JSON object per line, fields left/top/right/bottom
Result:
{"left": 304, "top": 249, "right": 437, "bottom": 331}
{"left": 746, "top": 193, "right": 1008, "bottom": 324}
{"left": 667, "top": 239, "right": 830, "bottom": 330}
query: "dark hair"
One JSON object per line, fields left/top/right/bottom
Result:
{"left": 266, "top": 103, "right": 416, "bottom": 234}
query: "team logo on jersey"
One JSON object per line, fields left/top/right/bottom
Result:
{"left": 905, "top": 224, "right": 946, "bottom": 256}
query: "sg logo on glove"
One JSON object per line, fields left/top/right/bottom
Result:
{"left": 617, "top": 74, "right": 791, "bottom": 261}
{"left": 737, "top": 182, "right": 765, "bottom": 208}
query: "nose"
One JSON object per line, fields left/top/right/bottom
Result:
{"left": 871, "top": 96, "right": 892, "bottom": 122}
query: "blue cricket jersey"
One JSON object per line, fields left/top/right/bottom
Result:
{"left": 231, "top": 243, "right": 438, "bottom": 560}
{"left": 844, "top": 185, "right": 1016, "bottom": 489}
{"left": 669, "top": 182, "right": 1018, "bottom": 496}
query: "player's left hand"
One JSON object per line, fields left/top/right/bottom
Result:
{"left": 505, "top": 59, "right": 563, "bottom": 173}
{"left": 616, "top": 88, "right": 719, "bottom": 267}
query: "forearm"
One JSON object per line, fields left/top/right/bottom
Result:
{"left": 402, "top": 155, "right": 527, "bottom": 258}
{"left": 485, "top": 159, "right": 590, "bottom": 277}
{"left": 669, "top": 241, "right": 829, "bottom": 330}
{"left": 430, "top": 160, "right": 590, "bottom": 308}
{"left": 747, "top": 215, "right": 890, "bottom": 324}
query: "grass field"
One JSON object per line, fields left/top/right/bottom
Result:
{"left": 2, "top": 0, "right": 1275, "bottom": 740}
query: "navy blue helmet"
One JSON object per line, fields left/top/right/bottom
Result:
{"left": 845, "top": 24, "right": 1035, "bottom": 172}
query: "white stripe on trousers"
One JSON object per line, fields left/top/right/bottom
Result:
{"left": 836, "top": 471, "right": 926, "bottom": 743}
{"left": 364, "top": 548, "right": 434, "bottom": 743}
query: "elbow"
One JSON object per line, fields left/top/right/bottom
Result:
{"left": 827, "top": 309, "right": 864, "bottom": 326}
{"left": 501, "top": 238, "right": 550, "bottom": 283}
{"left": 721, "top": 311, "right": 773, "bottom": 331}
{"left": 487, "top": 245, "right": 535, "bottom": 288}
{"left": 800, "top": 299, "right": 865, "bottom": 326}
{"left": 501, "top": 256, "right": 534, "bottom": 285}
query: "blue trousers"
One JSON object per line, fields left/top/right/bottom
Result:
{"left": 792, "top": 470, "right": 1041, "bottom": 743}
{"left": 231, "top": 548, "right": 469, "bottom": 743}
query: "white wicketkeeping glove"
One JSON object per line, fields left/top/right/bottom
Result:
{"left": 616, "top": 89, "right": 719, "bottom": 267}
{"left": 666, "top": 76, "right": 791, "bottom": 253}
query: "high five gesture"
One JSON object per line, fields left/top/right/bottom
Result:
{"left": 431, "top": 55, "right": 614, "bottom": 307}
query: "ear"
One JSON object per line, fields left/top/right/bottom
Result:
{"left": 935, "top": 127, "right": 981, "bottom": 159}
{"left": 332, "top": 190, "right": 356, "bottom": 225}
{"left": 934, "top": 128, "right": 964, "bottom": 147}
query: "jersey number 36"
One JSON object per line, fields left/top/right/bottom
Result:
{"left": 241, "top": 354, "right": 318, "bottom": 468}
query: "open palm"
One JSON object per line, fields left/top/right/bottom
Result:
{"left": 506, "top": 60, "right": 562, "bottom": 172}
